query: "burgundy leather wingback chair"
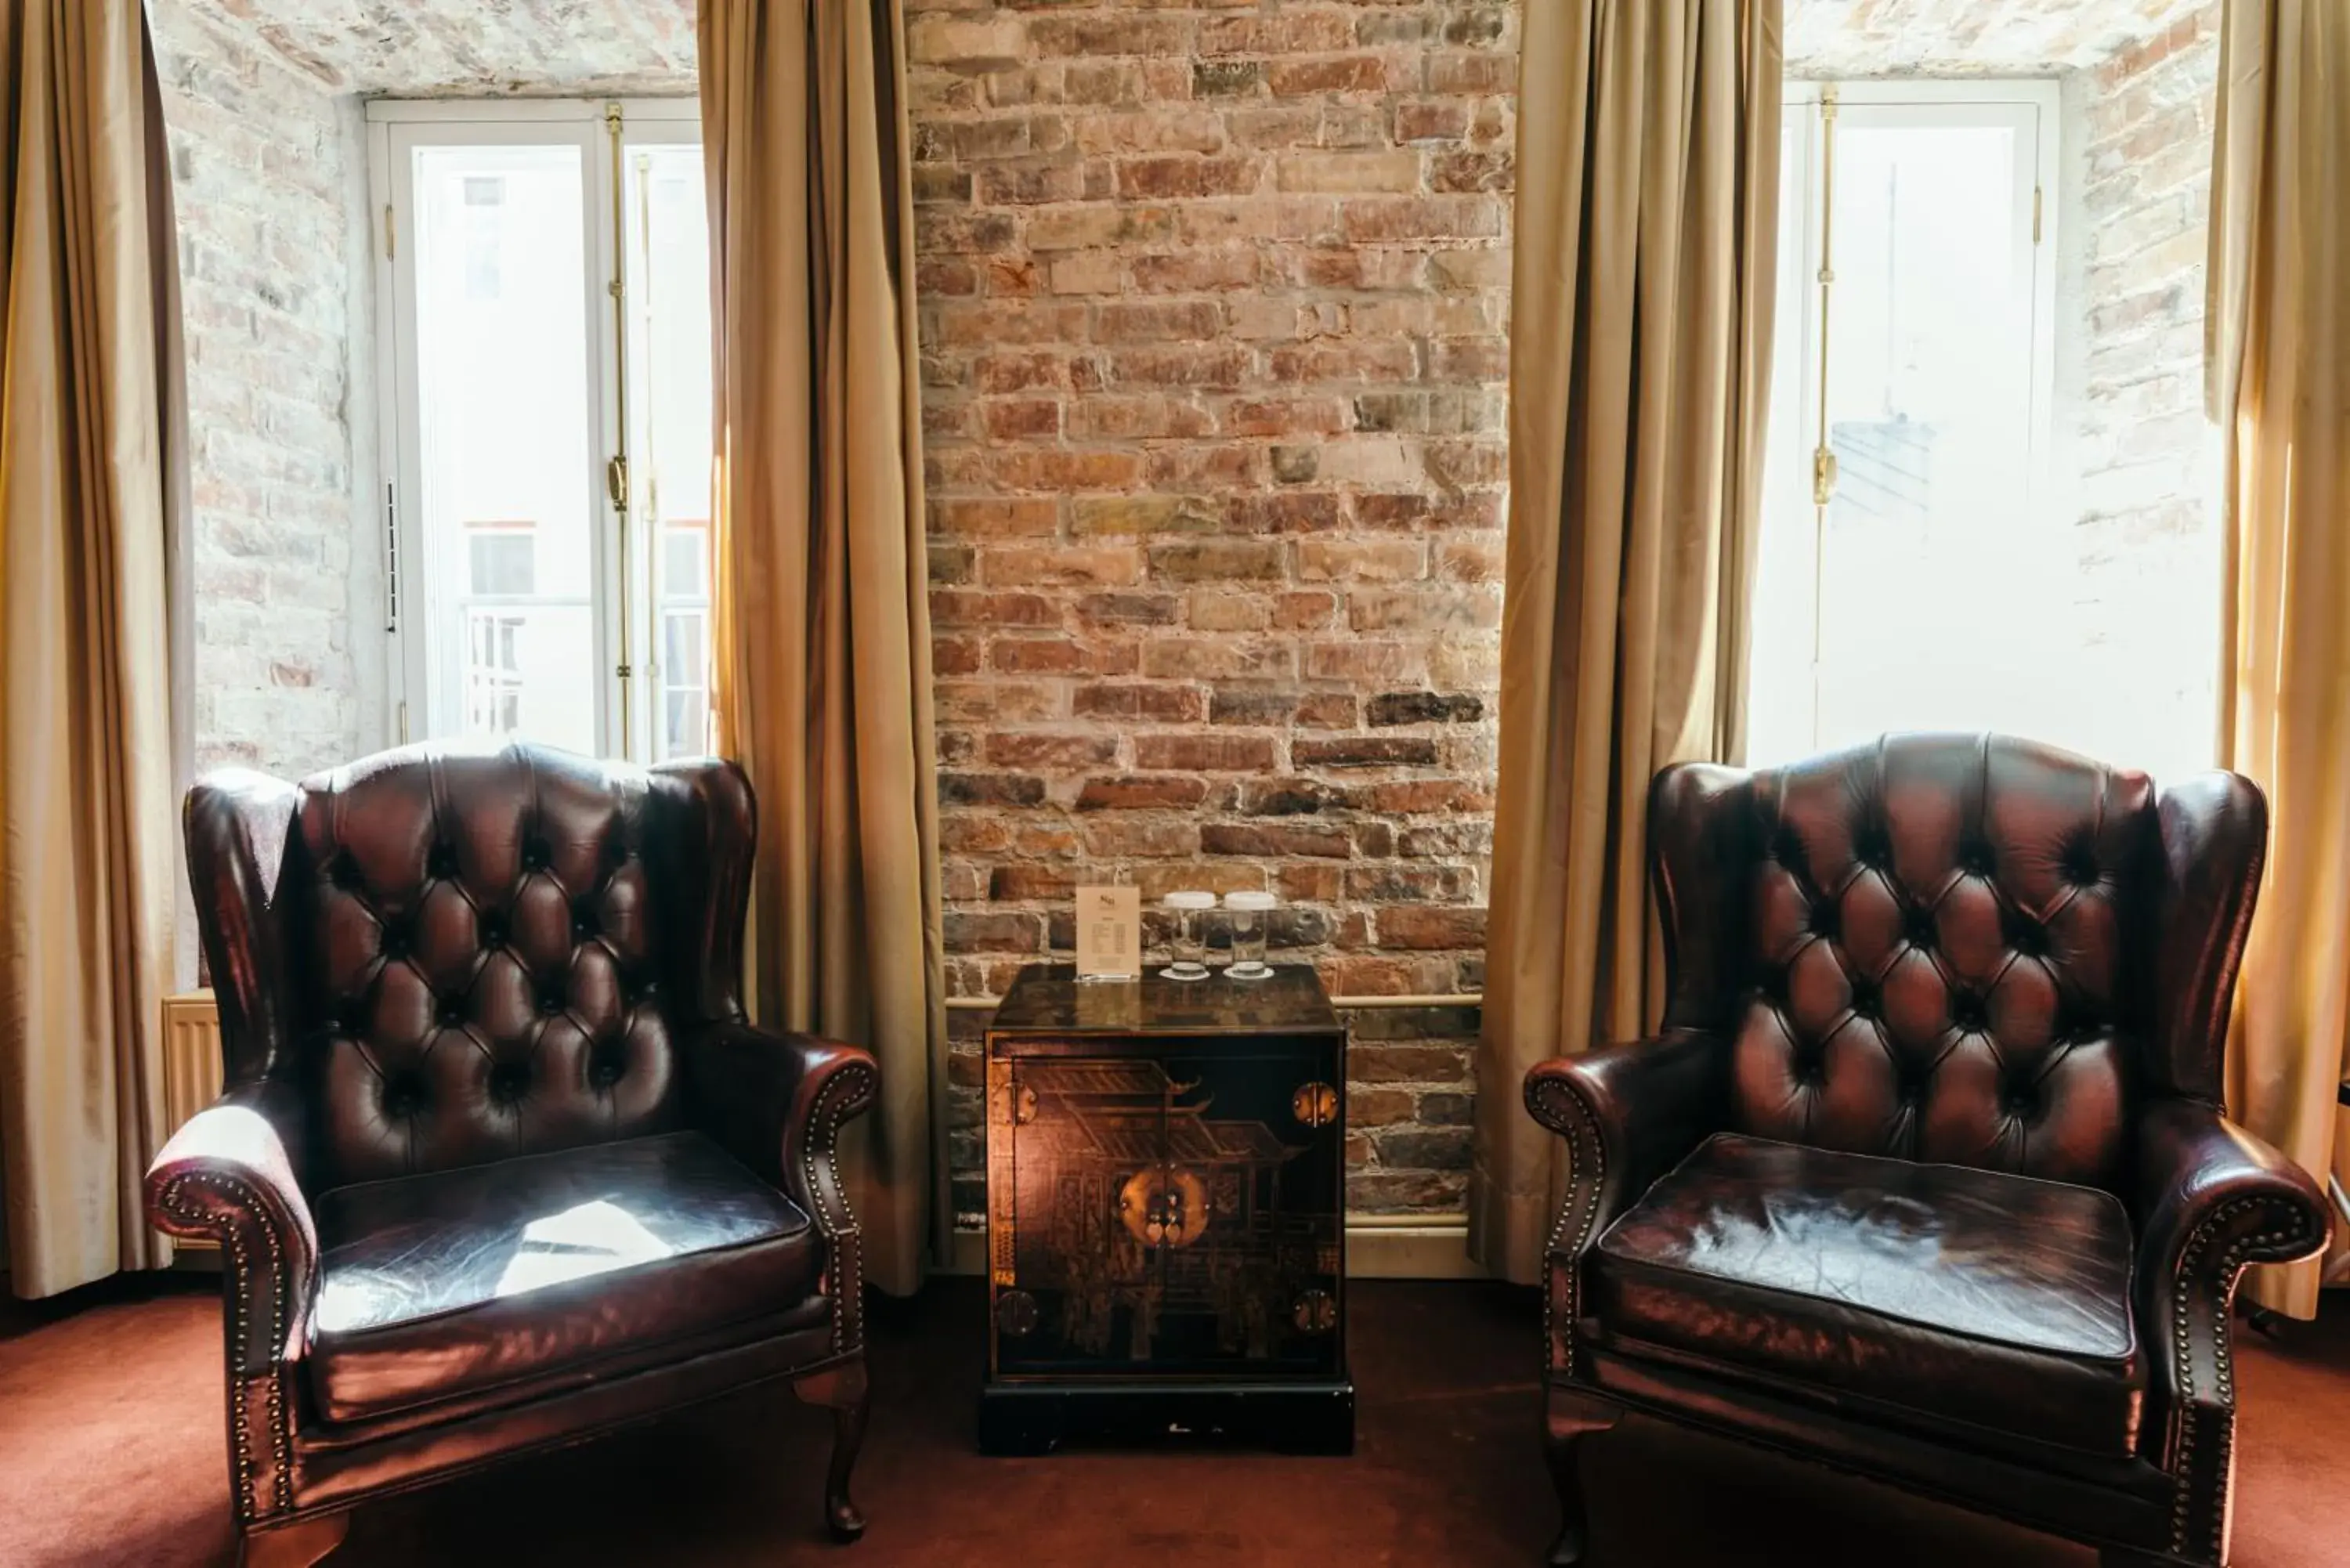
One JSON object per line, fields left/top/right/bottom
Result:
{"left": 1526, "top": 735, "right": 2329, "bottom": 1568}
{"left": 146, "top": 743, "right": 878, "bottom": 1567}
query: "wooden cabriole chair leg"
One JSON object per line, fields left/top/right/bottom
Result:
{"left": 794, "top": 1361, "right": 872, "bottom": 1543}
{"left": 1544, "top": 1387, "right": 1622, "bottom": 1566}
{"left": 237, "top": 1510, "right": 349, "bottom": 1568}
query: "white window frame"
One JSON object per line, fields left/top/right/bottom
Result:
{"left": 365, "top": 97, "right": 703, "bottom": 763}
{"left": 1755, "top": 78, "right": 2062, "bottom": 762}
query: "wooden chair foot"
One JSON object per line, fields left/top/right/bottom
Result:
{"left": 1546, "top": 1517, "right": 1589, "bottom": 1567}
{"left": 1544, "top": 1389, "right": 1620, "bottom": 1566}
{"left": 238, "top": 1511, "right": 349, "bottom": 1568}
{"left": 796, "top": 1361, "right": 871, "bottom": 1545}
{"left": 824, "top": 1395, "right": 870, "bottom": 1543}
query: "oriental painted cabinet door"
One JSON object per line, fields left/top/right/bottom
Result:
{"left": 981, "top": 965, "right": 1352, "bottom": 1454}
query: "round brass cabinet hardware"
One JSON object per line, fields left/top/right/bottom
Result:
{"left": 1118, "top": 1165, "right": 1211, "bottom": 1249}
{"left": 996, "top": 1290, "right": 1039, "bottom": 1338}
{"left": 1291, "top": 1082, "right": 1340, "bottom": 1128}
{"left": 995, "top": 1080, "right": 1041, "bottom": 1127}
{"left": 1292, "top": 1288, "right": 1336, "bottom": 1335}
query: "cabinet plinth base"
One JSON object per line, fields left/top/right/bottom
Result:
{"left": 978, "top": 1381, "right": 1355, "bottom": 1457}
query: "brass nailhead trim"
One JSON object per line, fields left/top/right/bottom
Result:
{"left": 2165, "top": 1193, "right": 2316, "bottom": 1559}
{"left": 804, "top": 1061, "right": 880, "bottom": 1357}
{"left": 1526, "top": 1076, "right": 1605, "bottom": 1380}
{"left": 158, "top": 1174, "right": 293, "bottom": 1523}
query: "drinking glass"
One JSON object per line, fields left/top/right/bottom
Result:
{"left": 1162, "top": 891, "right": 1213, "bottom": 981}
{"left": 1223, "top": 891, "right": 1274, "bottom": 980}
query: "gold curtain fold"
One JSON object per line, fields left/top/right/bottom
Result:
{"left": 700, "top": 0, "right": 945, "bottom": 1296}
{"left": 0, "top": 0, "right": 184, "bottom": 1297}
{"left": 1471, "top": 0, "right": 1781, "bottom": 1284}
{"left": 2210, "top": 0, "right": 2350, "bottom": 1319}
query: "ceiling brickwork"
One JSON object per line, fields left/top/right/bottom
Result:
{"left": 162, "top": 0, "right": 696, "bottom": 96}
{"left": 1787, "top": 0, "right": 2207, "bottom": 73}
{"left": 167, "top": 0, "right": 2196, "bottom": 99}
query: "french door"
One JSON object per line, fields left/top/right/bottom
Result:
{"left": 1746, "top": 81, "right": 2061, "bottom": 766}
{"left": 368, "top": 99, "right": 714, "bottom": 764}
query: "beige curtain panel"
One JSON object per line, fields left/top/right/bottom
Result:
{"left": 1473, "top": 0, "right": 1783, "bottom": 1284}
{"left": 0, "top": 1, "right": 185, "bottom": 1298}
{"left": 700, "top": 0, "right": 945, "bottom": 1297}
{"left": 2210, "top": 0, "right": 2350, "bottom": 1320}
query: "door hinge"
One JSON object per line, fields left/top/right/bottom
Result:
{"left": 383, "top": 202, "right": 395, "bottom": 261}
{"left": 1812, "top": 446, "right": 1839, "bottom": 507}
{"left": 382, "top": 482, "right": 400, "bottom": 632}
{"left": 606, "top": 453, "right": 630, "bottom": 512}
{"left": 2032, "top": 185, "right": 2043, "bottom": 245}
{"left": 396, "top": 699, "right": 410, "bottom": 746}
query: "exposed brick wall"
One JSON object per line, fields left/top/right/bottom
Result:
{"left": 2058, "top": 2, "right": 2220, "bottom": 775}
{"left": 154, "top": 4, "right": 381, "bottom": 781}
{"left": 906, "top": 2, "right": 1517, "bottom": 1222}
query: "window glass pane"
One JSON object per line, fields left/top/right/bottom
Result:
{"left": 626, "top": 142, "right": 715, "bottom": 761}
{"left": 468, "top": 531, "right": 537, "bottom": 595}
{"left": 660, "top": 610, "right": 708, "bottom": 757}
{"left": 410, "top": 141, "right": 597, "bottom": 755}
{"left": 663, "top": 609, "right": 706, "bottom": 689}
{"left": 1748, "top": 102, "right": 2100, "bottom": 768}
{"left": 1813, "top": 117, "right": 2041, "bottom": 749}
{"left": 663, "top": 691, "right": 699, "bottom": 759}
{"left": 464, "top": 606, "right": 596, "bottom": 747}
{"left": 663, "top": 526, "right": 708, "bottom": 598}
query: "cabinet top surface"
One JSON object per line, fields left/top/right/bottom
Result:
{"left": 989, "top": 963, "right": 1340, "bottom": 1035}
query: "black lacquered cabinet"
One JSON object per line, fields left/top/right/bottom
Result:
{"left": 979, "top": 963, "right": 1352, "bottom": 1454}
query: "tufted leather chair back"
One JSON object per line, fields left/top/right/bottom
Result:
{"left": 187, "top": 742, "right": 757, "bottom": 1189}
{"left": 1648, "top": 734, "right": 2266, "bottom": 1194}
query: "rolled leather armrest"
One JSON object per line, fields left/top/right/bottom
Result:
{"left": 1524, "top": 1030, "right": 1728, "bottom": 1375}
{"left": 144, "top": 1080, "right": 319, "bottom": 1375}
{"left": 2134, "top": 1096, "right": 2330, "bottom": 1293}
{"left": 2131, "top": 1096, "right": 2330, "bottom": 1471}
{"left": 1525, "top": 1031, "right": 1730, "bottom": 1247}
{"left": 682, "top": 1021, "right": 880, "bottom": 1225}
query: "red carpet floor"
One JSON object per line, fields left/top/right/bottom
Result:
{"left": 2, "top": 1274, "right": 2345, "bottom": 1567}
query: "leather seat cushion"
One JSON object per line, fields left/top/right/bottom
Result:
{"left": 309, "top": 1130, "right": 819, "bottom": 1424}
{"left": 1589, "top": 1133, "right": 2142, "bottom": 1456}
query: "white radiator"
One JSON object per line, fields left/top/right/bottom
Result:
{"left": 160, "top": 990, "right": 223, "bottom": 1255}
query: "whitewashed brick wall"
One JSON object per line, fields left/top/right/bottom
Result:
{"left": 153, "top": 4, "right": 381, "bottom": 781}
{"left": 2059, "top": 2, "right": 2222, "bottom": 772}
